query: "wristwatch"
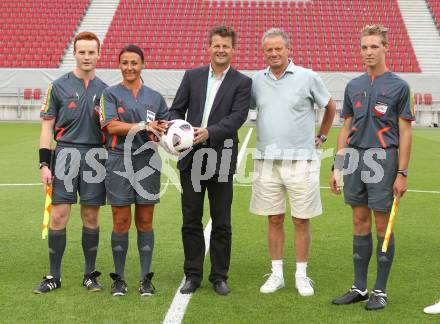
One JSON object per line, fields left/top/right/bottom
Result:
{"left": 39, "top": 162, "right": 49, "bottom": 170}
{"left": 397, "top": 169, "right": 408, "bottom": 177}
{"left": 317, "top": 134, "right": 327, "bottom": 143}
{"left": 137, "top": 121, "right": 147, "bottom": 131}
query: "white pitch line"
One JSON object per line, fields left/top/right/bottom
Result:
{"left": 0, "top": 183, "right": 42, "bottom": 186}
{"left": 233, "top": 184, "right": 440, "bottom": 194}
{"left": 319, "top": 186, "right": 440, "bottom": 194}
{"left": 163, "top": 128, "right": 253, "bottom": 324}
{"left": 0, "top": 180, "right": 438, "bottom": 195}
{"left": 406, "top": 189, "right": 440, "bottom": 194}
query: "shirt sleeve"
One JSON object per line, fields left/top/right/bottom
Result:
{"left": 40, "top": 83, "right": 60, "bottom": 119}
{"left": 340, "top": 85, "right": 353, "bottom": 118}
{"left": 99, "top": 88, "right": 119, "bottom": 130}
{"left": 156, "top": 95, "right": 170, "bottom": 121}
{"left": 310, "top": 72, "right": 331, "bottom": 109}
{"left": 398, "top": 82, "right": 415, "bottom": 121}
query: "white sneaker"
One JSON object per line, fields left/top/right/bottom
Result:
{"left": 260, "top": 273, "right": 285, "bottom": 293}
{"left": 424, "top": 300, "right": 440, "bottom": 314}
{"left": 295, "top": 276, "right": 314, "bottom": 296}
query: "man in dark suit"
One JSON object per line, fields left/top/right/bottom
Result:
{"left": 169, "top": 25, "right": 252, "bottom": 295}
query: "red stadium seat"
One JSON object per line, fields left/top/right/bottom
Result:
{"left": 3, "top": 0, "right": 420, "bottom": 72}
{"left": 33, "top": 88, "right": 42, "bottom": 100}
{"left": 414, "top": 93, "right": 423, "bottom": 105}
{"left": 423, "top": 93, "right": 433, "bottom": 105}
{"left": 2, "top": 0, "right": 89, "bottom": 68}
{"left": 427, "top": 0, "right": 440, "bottom": 31}
{"left": 23, "top": 88, "right": 32, "bottom": 100}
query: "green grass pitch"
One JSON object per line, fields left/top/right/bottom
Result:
{"left": 0, "top": 123, "right": 439, "bottom": 323}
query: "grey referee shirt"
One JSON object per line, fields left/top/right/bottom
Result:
{"left": 40, "top": 72, "right": 108, "bottom": 146}
{"left": 341, "top": 72, "right": 415, "bottom": 149}
{"left": 100, "top": 83, "right": 169, "bottom": 154}
{"left": 251, "top": 60, "right": 331, "bottom": 160}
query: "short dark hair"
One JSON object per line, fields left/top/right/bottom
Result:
{"left": 118, "top": 44, "right": 145, "bottom": 63}
{"left": 209, "top": 25, "right": 236, "bottom": 48}
{"left": 74, "top": 31, "right": 100, "bottom": 53}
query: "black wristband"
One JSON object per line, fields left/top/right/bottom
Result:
{"left": 39, "top": 148, "right": 52, "bottom": 164}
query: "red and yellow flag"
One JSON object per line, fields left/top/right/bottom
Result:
{"left": 381, "top": 197, "right": 399, "bottom": 253}
{"left": 41, "top": 185, "right": 52, "bottom": 239}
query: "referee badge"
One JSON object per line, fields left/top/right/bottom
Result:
{"left": 374, "top": 101, "right": 388, "bottom": 117}
{"left": 146, "top": 108, "right": 156, "bottom": 123}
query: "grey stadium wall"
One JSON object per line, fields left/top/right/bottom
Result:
{"left": 0, "top": 69, "right": 439, "bottom": 126}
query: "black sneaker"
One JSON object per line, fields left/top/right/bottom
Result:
{"left": 139, "top": 272, "right": 155, "bottom": 296}
{"left": 332, "top": 286, "right": 369, "bottom": 305}
{"left": 83, "top": 270, "right": 103, "bottom": 292}
{"left": 365, "top": 290, "right": 388, "bottom": 310}
{"left": 33, "top": 275, "right": 61, "bottom": 294}
{"left": 110, "top": 273, "right": 127, "bottom": 297}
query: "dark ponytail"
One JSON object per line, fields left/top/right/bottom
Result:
{"left": 118, "top": 44, "right": 144, "bottom": 63}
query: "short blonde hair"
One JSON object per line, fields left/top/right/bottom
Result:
{"left": 361, "top": 25, "right": 389, "bottom": 46}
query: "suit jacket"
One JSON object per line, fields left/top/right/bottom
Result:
{"left": 169, "top": 65, "right": 252, "bottom": 175}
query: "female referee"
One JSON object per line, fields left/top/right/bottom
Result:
{"left": 100, "top": 45, "right": 169, "bottom": 296}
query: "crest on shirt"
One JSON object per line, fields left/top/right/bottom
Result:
{"left": 68, "top": 101, "right": 77, "bottom": 109}
{"left": 354, "top": 100, "right": 363, "bottom": 109}
{"left": 374, "top": 101, "right": 388, "bottom": 117}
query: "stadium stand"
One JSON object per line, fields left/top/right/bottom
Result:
{"left": 0, "top": 0, "right": 423, "bottom": 72}
{"left": 0, "top": 0, "right": 89, "bottom": 68}
{"left": 427, "top": 0, "right": 440, "bottom": 31}
{"left": 98, "top": 0, "right": 421, "bottom": 72}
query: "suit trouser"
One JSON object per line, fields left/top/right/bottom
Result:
{"left": 180, "top": 171, "right": 233, "bottom": 283}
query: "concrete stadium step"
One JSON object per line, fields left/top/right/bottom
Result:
{"left": 398, "top": 0, "right": 440, "bottom": 73}
{"left": 60, "top": 0, "right": 120, "bottom": 69}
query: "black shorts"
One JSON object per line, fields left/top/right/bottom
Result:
{"left": 343, "top": 147, "right": 398, "bottom": 213}
{"left": 105, "top": 151, "right": 161, "bottom": 206}
{"left": 52, "top": 145, "right": 107, "bottom": 206}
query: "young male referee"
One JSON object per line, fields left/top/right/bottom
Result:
{"left": 34, "top": 32, "right": 108, "bottom": 293}
{"left": 329, "top": 25, "right": 414, "bottom": 310}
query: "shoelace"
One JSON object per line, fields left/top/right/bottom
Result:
{"left": 296, "top": 277, "right": 314, "bottom": 288}
{"left": 84, "top": 276, "right": 98, "bottom": 287}
{"left": 142, "top": 278, "right": 155, "bottom": 290}
{"left": 112, "top": 280, "right": 125, "bottom": 289}
{"left": 371, "top": 293, "right": 387, "bottom": 306}
{"left": 350, "top": 286, "right": 368, "bottom": 295}
{"left": 372, "top": 290, "right": 387, "bottom": 298}
{"left": 43, "top": 277, "right": 58, "bottom": 284}
{"left": 262, "top": 273, "right": 282, "bottom": 286}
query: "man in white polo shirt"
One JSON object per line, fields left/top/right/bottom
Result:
{"left": 250, "top": 28, "right": 336, "bottom": 296}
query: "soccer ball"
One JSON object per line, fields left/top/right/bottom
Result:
{"left": 160, "top": 119, "right": 194, "bottom": 155}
